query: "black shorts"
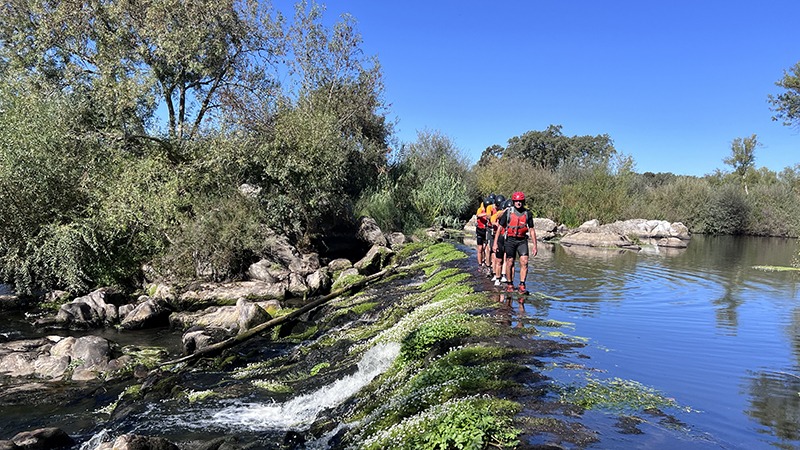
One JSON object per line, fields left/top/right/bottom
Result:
{"left": 504, "top": 236, "right": 529, "bottom": 259}
{"left": 476, "top": 227, "right": 488, "bottom": 245}
{"left": 495, "top": 235, "right": 505, "bottom": 258}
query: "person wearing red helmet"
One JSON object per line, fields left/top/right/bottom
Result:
{"left": 494, "top": 191, "right": 537, "bottom": 294}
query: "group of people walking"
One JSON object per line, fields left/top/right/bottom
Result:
{"left": 474, "top": 191, "right": 537, "bottom": 295}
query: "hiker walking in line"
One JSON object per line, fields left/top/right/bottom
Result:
{"left": 490, "top": 196, "right": 509, "bottom": 286}
{"left": 475, "top": 193, "right": 495, "bottom": 271}
{"left": 495, "top": 191, "right": 537, "bottom": 294}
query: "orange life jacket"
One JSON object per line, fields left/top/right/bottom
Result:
{"left": 505, "top": 208, "right": 530, "bottom": 238}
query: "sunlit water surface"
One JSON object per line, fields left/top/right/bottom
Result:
{"left": 486, "top": 235, "right": 800, "bottom": 449}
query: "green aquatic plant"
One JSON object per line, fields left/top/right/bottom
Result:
{"left": 752, "top": 265, "right": 800, "bottom": 272}
{"left": 186, "top": 389, "right": 215, "bottom": 403}
{"left": 359, "top": 397, "right": 521, "bottom": 450}
{"left": 251, "top": 380, "right": 293, "bottom": 393}
{"left": 331, "top": 272, "right": 368, "bottom": 291}
{"left": 310, "top": 362, "right": 330, "bottom": 376}
{"left": 560, "top": 377, "right": 692, "bottom": 412}
{"left": 400, "top": 313, "right": 472, "bottom": 361}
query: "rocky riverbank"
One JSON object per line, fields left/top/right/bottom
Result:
{"left": 1, "top": 219, "right": 695, "bottom": 450}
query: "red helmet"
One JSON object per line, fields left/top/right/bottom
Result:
{"left": 511, "top": 191, "right": 525, "bottom": 201}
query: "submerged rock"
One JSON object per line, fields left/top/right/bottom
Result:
{"left": 96, "top": 434, "right": 178, "bottom": 450}
{"left": 10, "top": 427, "right": 74, "bottom": 450}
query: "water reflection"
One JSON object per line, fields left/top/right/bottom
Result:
{"left": 469, "top": 234, "right": 800, "bottom": 449}
{"left": 746, "top": 370, "right": 800, "bottom": 443}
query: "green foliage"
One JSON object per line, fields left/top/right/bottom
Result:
{"left": 474, "top": 157, "right": 560, "bottom": 218}
{"left": 310, "top": 362, "right": 330, "bottom": 376}
{"left": 724, "top": 134, "right": 759, "bottom": 179}
{"left": 400, "top": 313, "right": 472, "bottom": 361}
{"left": 356, "top": 130, "right": 474, "bottom": 232}
{"left": 704, "top": 183, "right": 750, "bottom": 235}
{"left": 769, "top": 61, "right": 800, "bottom": 128}
{"left": 361, "top": 397, "right": 521, "bottom": 450}
{"left": 504, "top": 124, "right": 616, "bottom": 170}
{"left": 557, "top": 158, "right": 634, "bottom": 226}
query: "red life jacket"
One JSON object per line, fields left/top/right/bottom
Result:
{"left": 505, "top": 208, "right": 530, "bottom": 238}
{"left": 476, "top": 204, "right": 488, "bottom": 229}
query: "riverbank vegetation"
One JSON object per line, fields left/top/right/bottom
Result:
{"left": 1, "top": 0, "right": 799, "bottom": 296}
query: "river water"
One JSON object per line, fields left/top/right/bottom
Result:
{"left": 497, "top": 234, "right": 800, "bottom": 449}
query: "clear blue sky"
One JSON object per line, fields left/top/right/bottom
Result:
{"left": 277, "top": 1, "right": 800, "bottom": 177}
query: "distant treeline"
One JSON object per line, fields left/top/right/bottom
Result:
{"left": 1, "top": 1, "right": 798, "bottom": 295}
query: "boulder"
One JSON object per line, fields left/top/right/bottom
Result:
{"left": 11, "top": 427, "right": 74, "bottom": 450}
{"left": 96, "top": 434, "right": 179, "bottom": 450}
{"left": 53, "top": 289, "right": 118, "bottom": 328}
{"left": 387, "top": 232, "right": 408, "bottom": 249}
{"left": 0, "top": 440, "right": 20, "bottom": 450}
{"left": 171, "top": 299, "right": 270, "bottom": 335}
{"left": 354, "top": 245, "right": 393, "bottom": 275}
{"left": 327, "top": 258, "right": 353, "bottom": 272}
{"left": 358, "top": 217, "right": 388, "bottom": 247}
{"left": 560, "top": 231, "right": 640, "bottom": 250}
{"left": 306, "top": 269, "right": 331, "bottom": 295}
{"left": 179, "top": 281, "right": 287, "bottom": 305}
{"left": 533, "top": 218, "right": 558, "bottom": 240}
{"left": 182, "top": 328, "right": 228, "bottom": 355}
{"left": 246, "top": 260, "right": 278, "bottom": 283}
{"left": 120, "top": 298, "right": 173, "bottom": 330}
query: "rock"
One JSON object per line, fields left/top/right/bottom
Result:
{"left": 424, "top": 226, "right": 447, "bottom": 240}
{"left": 655, "top": 237, "right": 689, "bottom": 248}
{"left": 96, "top": 434, "right": 179, "bottom": 450}
{"left": 306, "top": 269, "right": 331, "bottom": 295}
{"left": 287, "top": 272, "right": 309, "bottom": 298}
{"left": 120, "top": 298, "right": 173, "bottom": 330}
{"left": 578, "top": 219, "right": 601, "bottom": 230}
{"left": 354, "top": 245, "right": 393, "bottom": 275}
{"left": 171, "top": 299, "right": 270, "bottom": 335}
{"left": 290, "top": 253, "right": 321, "bottom": 276}
{"left": 463, "top": 215, "right": 477, "bottom": 235}
{"left": 182, "top": 328, "right": 228, "bottom": 355}
{"left": 0, "top": 440, "right": 21, "bottom": 450}
{"left": 264, "top": 231, "right": 304, "bottom": 272}
{"left": 179, "top": 281, "right": 287, "bottom": 306}
{"left": 238, "top": 183, "right": 261, "bottom": 199}
{"left": 358, "top": 217, "right": 388, "bottom": 247}
{"left": 327, "top": 258, "right": 353, "bottom": 272}
{"left": 246, "top": 260, "right": 278, "bottom": 283}
{"left": 53, "top": 289, "right": 118, "bottom": 328}
{"left": 560, "top": 231, "right": 640, "bottom": 250}
{"left": 669, "top": 222, "right": 691, "bottom": 240}
{"left": 387, "top": 232, "right": 408, "bottom": 249}
{"left": 11, "top": 427, "right": 74, "bottom": 450}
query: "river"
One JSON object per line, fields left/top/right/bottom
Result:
{"left": 500, "top": 234, "right": 800, "bottom": 449}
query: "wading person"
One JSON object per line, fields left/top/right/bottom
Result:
{"left": 490, "top": 196, "right": 509, "bottom": 286}
{"left": 495, "top": 191, "right": 537, "bottom": 294}
{"left": 482, "top": 195, "right": 498, "bottom": 275}
{"left": 474, "top": 194, "right": 495, "bottom": 270}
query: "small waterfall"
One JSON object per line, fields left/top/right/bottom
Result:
{"left": 197, "top": 342, "right": 400, "bottom": 431}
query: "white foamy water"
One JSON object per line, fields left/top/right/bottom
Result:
{"left": 200, "top": 342, "right": 400, "bottom": 431}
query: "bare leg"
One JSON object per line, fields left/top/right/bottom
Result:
{"left": 518, "top": 255, "right": 529, "bottom": 286}
{"left": 477, "top": 244, "right": 484, "bottom": 267}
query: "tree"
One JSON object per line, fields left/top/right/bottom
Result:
{"left": 0, "top": 0, "right": 284, "bottom": 142}
{"left": 724, "top": 134, "right": 759, "bottom": 192}
{"left": 503, "top": 125, "right": 616, "bottom": 170}
{"left": 769, "top": 62, "right": 800, "bottom": 129}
